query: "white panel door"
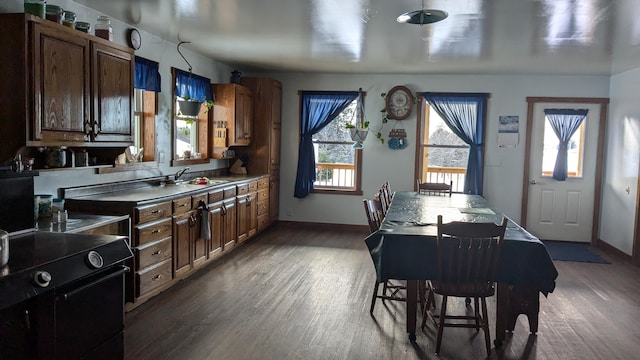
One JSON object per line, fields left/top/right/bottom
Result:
{"left": 526, "top": 102, "right": 601, "bottom": 242}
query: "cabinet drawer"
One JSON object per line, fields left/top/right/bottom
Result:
{"left": 248, "top": 180, "right": 258, "bottom": 192}
{"left": 237, "top": 183, "right": 249, "bottom": 195}
{"left": 173, "top": 197, "right": 191, "bottom": 215}
{"left": 257, "top": 200, "right": 268, "bottom": 216}
{"left": 223, "top": 185, "right": 237, "bottom": 198}
{"left": 258, "top": 177, "right": 269, "bottom": 189}
{"left": 209, "top": 189, "right": 224, "bottom": 203}
{"left": 257, "top": 188, "right": 269, "bottom": 202}
{"left": 136, "top": 237, "right": 172, "bottom": 269}
{"left": 137, "top": 259, "right": 172, "bottom": 297}
{"left": 192, "top": 193, "right": 208, "bottom": 210}
{"left": 135, "top": 218, "right": 172, "bottom": 246}
{"left": 136, "top": 201, "right": 172, "bottom": 224}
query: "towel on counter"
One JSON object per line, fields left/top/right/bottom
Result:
{"left": 199, "top": 200, "right": 211, "bottom": 241}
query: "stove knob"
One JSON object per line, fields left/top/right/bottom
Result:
{"left": 33, "top": 271, "right": 52, "bottom": 288}
{"left": 86, "top": 250, "right": 104, "bottom": 269}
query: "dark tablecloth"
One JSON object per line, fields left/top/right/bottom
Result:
{"left": 365, "top": 192, "right": 558, "bottom": 295}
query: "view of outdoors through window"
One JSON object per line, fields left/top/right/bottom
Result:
{"left": 134, "top": 89, "right": 143, "bottom": 150}
{"left": 542, "top": 118, "right": 584, "bottom": 177}
{"left": 421, "top": 106, "right": 469, "bottom": 192}
{"left": 313, "top": 100, "right": 359, "bottom": 189}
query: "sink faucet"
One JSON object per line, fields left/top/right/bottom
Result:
{"left": 175, "top": 167, "right": 190, "bottom": 181}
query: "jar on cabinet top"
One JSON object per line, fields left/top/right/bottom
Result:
{"left": 45, "top": 5, "right": 63, "bottom": 24}
{"left": 44, "top": 146, "right": 67, "bottom": 168}
{"left": 95, "top": 15, "right": 113, "bottom": 41}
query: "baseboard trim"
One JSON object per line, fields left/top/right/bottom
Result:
{"left": 595, "top": 238, "right": 633, "bottom": 263}
{"left": 277, "top": 220, "right": 368, "bottom": 233}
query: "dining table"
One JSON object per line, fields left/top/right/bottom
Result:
{"left": 364, "top": 191, "right": 558, "bottom": 344}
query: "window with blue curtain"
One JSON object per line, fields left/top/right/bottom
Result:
{"left": 173, "top": 68, "right": 213, "bottom": 101}
{"left": 420, "top": 93, "right": 488, "bottom": 195}
{"left": 543, "top": 108, "right": 588, "bottom": 181}
{"left": 134, "top": 56, "right": 161, "bottom": 92}
{"left": 294, "top": 91, "right": 359, "bottom": 198}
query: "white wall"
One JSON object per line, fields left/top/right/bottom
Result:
{"left": 0, "top": 0, "right": 235, "bottom": 196}
{"left": 269, "top": 73, "right": 610, "bottom": 226}
{"left": 600, "top": 68, "right": 640, "bottom": 255}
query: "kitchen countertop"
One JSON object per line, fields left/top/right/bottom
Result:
{"left": 64, "top": 174, "right": 267, "bottom": 205}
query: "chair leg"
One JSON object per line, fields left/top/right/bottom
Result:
{"left": 370, "top": 282, "right": 380, "bottom": 313}
{"left": 474, "top": 297, "right": 480, "bottom": 331}
{"left": 481, "top": 297, "right": 492, "bottom": 356}
{"left": 435, "top": 295, "right": 448, "bottom": 355}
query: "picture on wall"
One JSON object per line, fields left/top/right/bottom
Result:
{"left": 498, "top": 115, "right": 519, "bottom": 147}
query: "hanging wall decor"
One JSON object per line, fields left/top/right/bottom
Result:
{"left": 387, "top": 125, "right": 408, "bottom": 150}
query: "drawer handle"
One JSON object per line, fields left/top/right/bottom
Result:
{"left": 151, "top": 229, "right": 162, "bottom": 234}
{"left": 151, "top": 209, "right": 162, "bottom": 214}
{"left": 152, "top": 274, "right": 162, "bottom": 281}
{"left": 152, "top": 250, "right": 162, "bottom": 256}
{"left": 178, "top": 203, "right": 187, "bottom": 208}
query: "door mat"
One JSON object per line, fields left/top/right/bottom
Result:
{"left": 543, "top": 241, "right": 610, "bottom": 264}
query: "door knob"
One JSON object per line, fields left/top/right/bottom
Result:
{"left": 530, "top": 180, "right": 537, "bottom": 185}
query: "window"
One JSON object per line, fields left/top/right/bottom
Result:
{"left": 541, "top": 111, "right": 586, "bottom": 178}
{"left": 171, "top": 67, "right": 211, "bottom": 166}
{"left": 418, "top": 105, "right": 469, "bottom": 192}
{"left": 133, "top": 88, "right": 156, "bottom": 162}
{"left": 312, "top": 98, "right": 363, "bottom": 193}
{"left": 294, "top": 91, "right": 363, "bottom": 198}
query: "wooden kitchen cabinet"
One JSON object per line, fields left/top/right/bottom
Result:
{"left": 0, "top": 14, "right": 134, "bottom": 162}
{"left": 239, "top": 77, "right": 282, "bottom": 225}
{"left": 172, "top": 195, "right": 207, "bottom": 278}
{"left": 237, "top": 181, "right": 258, "bottom": 243}
{"left": 212, "top": 83, "right": 253, "bottom": 146}
{"left": 257, "top": 177, "right": 270, "bottom": 232}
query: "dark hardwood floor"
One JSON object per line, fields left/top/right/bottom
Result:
{"left": 124, "top": 223, "right": 640, "bottom": 360}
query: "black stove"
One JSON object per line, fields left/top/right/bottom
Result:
{"left": 0, "top": 167, "right": 133, "bottom": 359}
{"left": 0, "top": 231, "right": 132, "bottom": 310}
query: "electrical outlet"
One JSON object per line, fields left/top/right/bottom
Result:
{"left": 625, "top": 186, "right": 631, "bottom": 195}
{"left": 286, "top": 208, "right": 293, "bottom": 216}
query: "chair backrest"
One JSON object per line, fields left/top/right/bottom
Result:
{"left": 434, "top": 215, "right": 507, "bottom": 295}
{"left": 416, "top": 179, "right": 453, "bottom": 196}
{"left": 379, "top": 181, "right": 393, "bottom": 214}
{"left": 363, "top": 198, "right": 384, "bottom": 233}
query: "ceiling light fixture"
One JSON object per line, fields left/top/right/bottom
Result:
{"left": 397, "top": 0, "right": 448, "bottom": 25}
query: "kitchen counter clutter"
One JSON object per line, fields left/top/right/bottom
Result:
{"left": 63, "top": 173, "right": 272, "bottom": 309}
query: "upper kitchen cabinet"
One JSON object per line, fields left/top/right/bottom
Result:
{"left": 0, "top": 14, "right": 134, "bottom": 162}
{"left": 212, "top": 84, "right": 253, "bottom": 147}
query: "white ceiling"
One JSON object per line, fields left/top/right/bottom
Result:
{"left": 74, "top": 0, "right": 640, "bottom": 76}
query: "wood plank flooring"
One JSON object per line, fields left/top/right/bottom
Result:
{"left": 124, "top": 223, "right": 640, "bottom": 360}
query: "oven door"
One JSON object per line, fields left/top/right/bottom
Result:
{"left": 54, "top": 265, "right": 128, "bottom": 359}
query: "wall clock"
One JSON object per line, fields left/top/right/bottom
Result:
{"left": 385, "top": 85, "right": 414, "bottom": 120}
{"left": 127, "top": 28, "right": 141, "bottom": 50}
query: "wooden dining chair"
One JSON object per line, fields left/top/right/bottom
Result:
{"left": 421, "top": 215, "right": 507, "bottom": 356}
{"left": 416, "top": 179, "right": 453, "bottom": 196}
{"left": 378, "top": 181, "right": 394, "bottom": 215}
{"left": 363, "top": 198, "right": 406, "bottom": 313}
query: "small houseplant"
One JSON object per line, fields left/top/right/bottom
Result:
{"left": 346, "top": 90, "right": 369, "bottom": 147}
{"left": 177, "top": 96, "right": 203, "bottom": 117}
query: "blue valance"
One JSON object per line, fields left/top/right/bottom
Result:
{"left": 174, "top": 68, "right": 213, "bottom": 101}
{"left": 134, "top": 56, "right": 161, "bottom": 91}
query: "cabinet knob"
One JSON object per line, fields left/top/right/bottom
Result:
{"left": 84, "top": 121, "right": 92, "bottom": 135}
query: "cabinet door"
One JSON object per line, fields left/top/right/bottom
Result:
{"left": 192, "top": 210, "right": 207, "bottom": 267}
{"left": 222, "top": 199, "right": 237, "bottom": 249}
{"left": 32, "top": 23, "right": 90, "bottom": 142}
{"left": 270, "top": 81, "right": 282, "bottom": 166}
{"left": 208, "top": 203, "right": 223, "bottom": 258}
{"left": 236, "top": 195, "right": 249, "bottom": 243}
{"left": 173, "top": 213, "right": 192, "bottom": 278}
{"left": 234, "top": 86, "right": 253, "bottom": 146}
{"left": 91, "top": 42, "right": 134, "bottom": 143}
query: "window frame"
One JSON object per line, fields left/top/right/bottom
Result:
{"left": 305, "top": 94, "right": 363, "bottom": 196}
